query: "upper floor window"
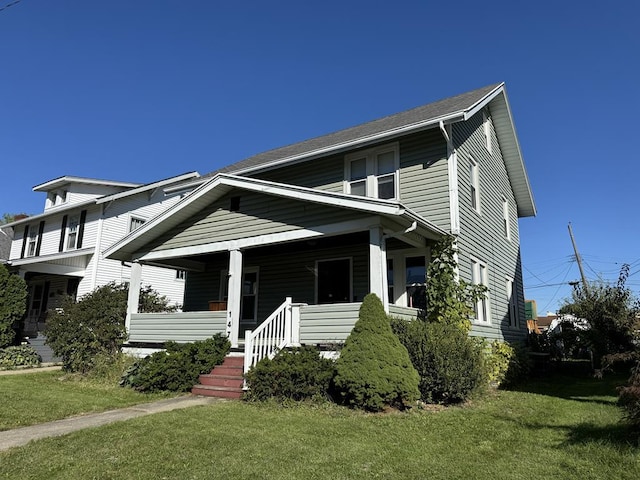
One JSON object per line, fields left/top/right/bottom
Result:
{"left": 66, "top": 215, "right": 80, "bottom": 250}
{"left": 27, "top": 226, "right": 38, "bottom": 257}
{"left": 345, "top": 143, "right": 399, "bottom": 200}
{"left": 502, "top": 196, "right": 511, "bottom": 241}
{"left": 176, "top": 270, "right": 187, "bottom": 280}
{"left": 129, "top": 216, "right": 146, "bottom": 232}
{"left": 469, "top": 157, "right": 480, "bottom": 213}
{"left": 483, "top": 110, "right": 492, "bottom": 154}
{"left": 471, "top": 257, "right": 490, "bottom": 324}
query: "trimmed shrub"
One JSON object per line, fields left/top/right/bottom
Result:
{"left": 333, "top": 294, "right": 420, "bottom": 411}
{"left": 244, "top": 346, "right": 335, "bottom": 402}
{"left": 46, "top": 283, "right": 176, "bottom": 373}
{"left": 0, "top": 264, "right": 28, "bottom": 348}
{"left": 123, "top": 334, "right": 230, "bottom": 392}
{"left": 393, "top": 318, "right": 485, "bottom": 404}
{"left": 0, "top": 345, "right": 41, "bottom": 369}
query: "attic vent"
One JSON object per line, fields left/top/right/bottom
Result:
{"left": 230, "top": 196, "right": 241, "bottom": 212}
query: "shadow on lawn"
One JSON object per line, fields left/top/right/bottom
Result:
{"left": 501, "top": 361, "right": 638, "bottom": 447}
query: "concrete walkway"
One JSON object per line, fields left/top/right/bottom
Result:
{"left": 0, "top": 395, "right": 223, "bottom": 452}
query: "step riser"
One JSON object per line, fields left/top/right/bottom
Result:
{"left": 198, "top": 376, "right": 244, "bottom": 388}
{"left": 211, "top": 367, "right": 243, "bottom": 377}
{"left": 221, "top": 357, "right": 244, "bottom": 367}
{"left": 191, "top": 386, "right": 243, "bottom": 399}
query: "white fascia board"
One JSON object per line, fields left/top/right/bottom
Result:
{"left": 462, "top": 83, "right": 505, "bottom": 120}
{"left": 10, "top": 247, "right": 94, "bottom": 266}
{"left": 18, "top": 263, "right": 86, "bottom": 277}
{"left": 3, "top": 200, "right": 97, "bottom": 228}
{"left": 34, "top": 176, "right": 140, "bottom": 192}
{"left": 96, "top": 172, "right": 200, "bottom": 204}
{"left": 133, "top": 216, "right": 382, "bottom": 263}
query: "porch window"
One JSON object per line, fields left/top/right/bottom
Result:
{"left": 471, "top": 258, "right": 490, "bottom": 323}
{"left": 317, "top": 258, "right": 352, "bottom": 304}
{"left": 405, "top": 256, "right": 426, "bottom": 309}
{"left": 344, "top": 143, "right": 399, "bottom": 200}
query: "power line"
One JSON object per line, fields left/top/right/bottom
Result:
{"left": 0, "top": 0, "right": 21, "bottom": 13}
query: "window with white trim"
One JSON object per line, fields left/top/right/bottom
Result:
{"left": 506, "top": 277, "right": 518, "bottom": 327}
{"left": 176, "top": 270, "right": 187, "bottom": 280}
{"left": 345, "top": 143, "right": 399, "bottom": 200}
{"left": 27, "top": 227, "right": 38, "bottom": 257}
{"left": 471, "top": 258, "right": 490, "bottom": 323}
{"left": 502, "top": 196, "right": 511, "bottom": 240}
{"left": 469, "top": 157, "right": 480, "bottom": 212}
{"left": 129, "top": 216, "right": 146, "bottom": 232}
{"left": 66, "top": 215, "right": 80, "bottom": 250}
{"left": 483, "top": 110, "right": 492, "bottom": 154}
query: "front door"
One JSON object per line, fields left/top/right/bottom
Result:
{"left": 25, "top": 281, "right": 48, "bottom": 334}
{"left": 240, "top": 269, "right": 259, "bottom": 325}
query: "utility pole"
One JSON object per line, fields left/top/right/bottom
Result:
{"left": 568, "top": 222, "right": 589, "bottom": 296}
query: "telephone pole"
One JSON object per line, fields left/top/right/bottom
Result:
{"left": 568, "top": 222, "right": 589, "bottom": 296}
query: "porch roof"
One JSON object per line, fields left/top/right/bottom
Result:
{"left": 104, "top": 174, "right": 448, "bottom": 265}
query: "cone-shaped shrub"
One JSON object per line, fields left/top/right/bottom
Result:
{"left": 333, "top": 293, "right": 420, "bottom": 411}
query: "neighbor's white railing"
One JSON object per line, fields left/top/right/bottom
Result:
{"left": 243, "top": 297, "right": 302, "bottom": 376}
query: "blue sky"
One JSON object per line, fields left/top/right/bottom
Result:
{"left": 1, "top": 0, "right": 638, "bottom": 313}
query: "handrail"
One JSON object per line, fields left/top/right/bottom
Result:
{"left": 243, "top": 297, "right": 292, "bottom": 377}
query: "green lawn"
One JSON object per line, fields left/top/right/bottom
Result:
{"left": 1, "top": 371, "right": 637, "bottom": 479}
{"left": 0, "top": 370, "right": 172, "bottom": 431}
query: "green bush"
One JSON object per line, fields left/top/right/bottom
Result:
{"left": 244, "top": 346, "right": 335, "bottom": 402}
{"left": 123, "top": 335, "right": 230, "bottom": 392}
{"left": 46, "top": 283, "right": 176, "bottom": 373}
{"left": 0, "top": 264, "right": 28, "bottom": 348}
{"left": 333, "top": 294, "right": 420, "bottom": 411}
{"left": 0, "top": 345, "right": 41, "bottom": 369}
{"left": 393, "top": 318, "right": 485, "bottom": 404}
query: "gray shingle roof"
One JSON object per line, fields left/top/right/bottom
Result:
{"left": 206, "top": 83, "right": 502, "bottom": 177}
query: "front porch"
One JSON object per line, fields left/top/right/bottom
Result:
{"left": 125, "top": 300, "right": 419, "bottom": 374}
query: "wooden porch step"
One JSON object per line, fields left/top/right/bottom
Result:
{"left": 191, "top": 355, "right": 245, "bottom": 399}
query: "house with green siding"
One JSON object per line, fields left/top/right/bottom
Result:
{"left": 105, "top": 83, "right": 536, "bottom": 394}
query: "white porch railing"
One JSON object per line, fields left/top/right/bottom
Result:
{"left": 243, "top": 297, "right": 302, "bottom": 375}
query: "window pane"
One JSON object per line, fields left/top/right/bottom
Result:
{"left": 377, "top": 175, "right": 395, "bottom": 199}
{"left": 406, "top": 256, "right": 425, "bottom": 285}
{"left": 377, "top": 151, "right": 395, "bottom": 175}
{"left": 350, "top": 158, "right": 366, "bottom": 181}
{"left": 350, "top": 179, "right": 366, "bottom": 196}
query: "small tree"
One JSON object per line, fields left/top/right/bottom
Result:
{"left": 425, "top": 238, "right": 487, "bottom": 331}
{"left": 46, "top": 282, "right": 176, "bottom": 373}
{"left": 560, "top": 264, "right": 639, "bottom": 366}
{"left": 0, "top": 264, "right": 28, "bottom": 348}
{"left": 333, "top": 293, "right": 420, "bottom": 411}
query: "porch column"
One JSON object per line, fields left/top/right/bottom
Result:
{"left": 369, "top": 226, "right": 389, "bottom": 312}
{"left": 125, "top": 260, "right": 142, "bottom": 332}
{"left": 226, "top": 248, "right": 243, "bottom": 348}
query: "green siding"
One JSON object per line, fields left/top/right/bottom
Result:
{"left": 128, "top": 311, "right": 226, "bottom": 343}
{"left": 256, "top": 154, "right": 344, "bottom": 192}
{"left": 454, "top": 110, "right": 526, "bottom": 342}
{"left": 299, "top": 303, "right": 361, "bottom": 344}
{"left": 150, "top": 191, "right": 365, "bottom": 252}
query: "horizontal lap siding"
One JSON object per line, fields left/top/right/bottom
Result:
{"left": 454, "top": 111, "right": 526, "bottom": 343}
{"left": 128, "top": 312, "right": 227, "bottom": 343}
{"left": 299, "top": 303, "right": 361, "bottom": 344}
{"left": 398, "top": 130, "right": 450, "bottom": 231}
{"left": 255, "top": 154, "right": 344, "bottom": 192}
{"left": 388, "top": 305, "right": 420, "bottom": 320}
{"left": 151, "top": 191, "right": 363, "bottom": 252}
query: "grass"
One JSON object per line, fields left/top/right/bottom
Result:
{"left": 0, "top": 369, "right": 638, "bottom": 479}
{"left": 0, "top": 370, "right": 173, "bottom": 431}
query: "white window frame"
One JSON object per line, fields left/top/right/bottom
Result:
{"left": 483, "top": 110, "right": 492, "bottom": 154}
{"left": 469, "top": 156, "right": 480, "bottom": 213}
{"left": 129, "top": 215, "right": 146, "bottom": 233}
{"left": 506, "top": 277, "right": 518, "bottom": 328}
{"left": 344, "top": 143, "right": 399, "bottom": 200}
{"left": 176, "top": 270, "right": 187, "bottom": 281}
{"left": 386, "top": 248, "right": 429, "bottom": 308}
{"left": 65, "top": 215, "right": 80, "bottom": 250}
{"left": 471, "top": 257, "right": 490, "bottom": 324}
{"left": 26, "top": 226, "right": 39, "bottom": 257}
{"left": 502, "top": 195, "right": 511, "bottom": 241}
